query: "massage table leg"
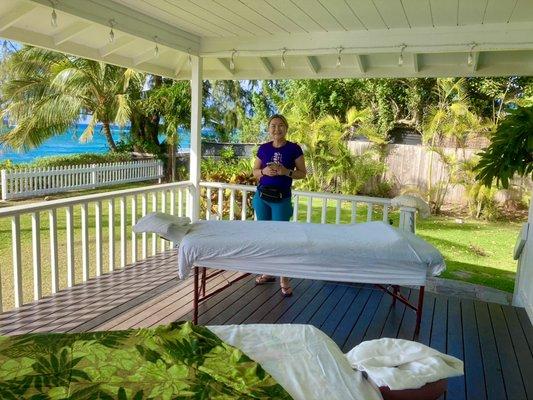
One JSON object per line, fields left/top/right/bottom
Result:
{"left": 415, "top": 286, "right": 425, "bottom": 334}
{"left": 193, "top": 266, "right": 199, "bottom": 324}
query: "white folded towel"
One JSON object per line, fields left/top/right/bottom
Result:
{"left": 345, "top": 338, "right": 463, "bottom": 390}
{"left": 133, "top": 212, "right": 191, "bottom": 242}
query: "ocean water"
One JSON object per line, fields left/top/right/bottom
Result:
{"left": 0, "top": 124, "right": 215, "bottom": 164}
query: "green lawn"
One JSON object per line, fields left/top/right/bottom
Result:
{"left": 0, "top": 188, "right": 524, "bottom": 312}
{"left": 295, "top": 198, "right": 522, "bottom": 293}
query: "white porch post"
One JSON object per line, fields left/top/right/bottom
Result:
{"left": 189, "top": 56, "right": 203, "bottom": 221}
{"left": 512, "top": 190, "right": 533, "bottom": 323}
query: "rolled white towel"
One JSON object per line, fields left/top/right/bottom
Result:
{"left": 345, "top": 338, "right": 463, "bottom": 390}
{"left": 391, "top": 195, "right": 431, "bottom": 219}
{"left": 133, "top": 212, "right": 191, "bottom": 242}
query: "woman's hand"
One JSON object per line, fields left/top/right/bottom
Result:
{"left": 262, "top": 165, "right": 278, "bottom": 177}
{"left": 276, "top": 164, "right": 289, "bottom": 176}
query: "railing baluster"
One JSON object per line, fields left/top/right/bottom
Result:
{"left": 131, "top": 196, "right": 137, "bottom": 263}
{"left": 351, "top": 201, "right": 357, "bottom": 223}
{"left": 335, "top": 199, "right": 341, "bottom": 224}
{"left": 31, "top": 212, "right": 42, "bottom": 301}
{"left": 151, "top": 192, "right": 157, "bottom": 255}
{"left": 383, "top": 205, "right": 389, "bottom": 223}
{"left": 120, "top": 196, "right": 127, "bottom": 267}
{"left": 367, "top": 203, "right": 373, "bottom": 222}
{"left": 170, "top": 190, "right": 175, "bottom": 215}
{"left": 142, "top": 193, "right": 148, "bottom": 259}
{"left": 229, "top": 189, "right": 235, "bottom": 220}
{"left": 108, "top": 199, "right": 115, "bottom": 271}
{"left": 178, "top": 189, "right": 183, "bottom": 217}
{"left": 218, "top": 188, "right": 223, "bottom": 220}
{"left": 95, "top": 201, "right": 102, "bottom": 276}
{"left": 81, "top": 203, "right": 89, "bottom": 281}
{"left": 241, "top": 190, "right": 248, "bottom": 221}
{"left": 206, "top": 188, "right": 212, "bottom": 220}
{"left": 293, "top": 194, "right": 299, "bottom": 222}
{"left": 66, "top": 205, "right": 75, "bottom": 287}
{"left": 11, "top": 215, "right": 23, "bottom": 307}
{"left": 306, "top": 196, "right": 312, "bottom": 223}
{"left": 321, "top": 198, "right": 327, "bottom": 224}
{"left": 160, "top": 191, "right": 166, "bottom": 250}
{"left": 49, "top": 209, "right": 58, "bottom": 294}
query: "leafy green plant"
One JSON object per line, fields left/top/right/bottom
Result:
{"left": 476, "top": 105, "right": 533, "bottom": 188}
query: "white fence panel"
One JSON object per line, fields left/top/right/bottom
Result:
{"left": 1, "top": 160, "right": 164, "bottom": 200}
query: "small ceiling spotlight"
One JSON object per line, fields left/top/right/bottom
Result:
{"left": 50, "top": 1, "right": 58, "bottom": 27}
{"left": 154, "top": 36, "right": 159, "bottom": 57}
{"left": 281, "top": 47, "right": 287, "bottom": 68}
{"left": 398, "top": 44, "right": 406, "bottom": 66}
{"left": 336, "top": 46, "right": 343, "bottom": 68}
{"left": 467, "top": 42, "right": 477, "bottom": 66}
{"left": 108, "top": 19, "right": 116, "bottom": 43}
{"left": 230, "top": 49, "right": 237, "bottom": 70}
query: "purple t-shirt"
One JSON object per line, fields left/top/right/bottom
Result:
{"left": 257, "top": 141, "right": 303, "bottom": 192}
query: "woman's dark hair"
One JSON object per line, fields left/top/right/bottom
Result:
{"left": 268, "top": 114, "right": 288, "bottom": 129}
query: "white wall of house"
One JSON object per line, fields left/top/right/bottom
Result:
{"left": 514, "top": 195, "right": 533, "bottom": 322}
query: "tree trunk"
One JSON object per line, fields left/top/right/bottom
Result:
{"left": 102, "top": 121, "right": 118, "bottom": 152}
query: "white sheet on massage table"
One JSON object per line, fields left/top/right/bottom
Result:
{"left": 208, "top": 324, "right": 383, "bottom": 400}
{"left": 177, "top": 220, "right": 445, "bottom": 286}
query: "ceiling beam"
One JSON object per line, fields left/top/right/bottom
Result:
{"left": 306, "top": 56, "right": 320, "bottom": 74}
{"left": 259, "top": 57, "right": 273, "bottom": 75}
{"left": 355, "top": 54, "right": 366, "bottom": 73}
{"left": 0, "top": 3, "right": 37, "bottom": 31}
{"left": 216, "top": 58, "right": 234, "bottom": 75}
{"left": 133, "top": 48, "right": 157, "bottom": 66}
{"left": 201, "top": 22, "right": 533, "bottom": 57}
{"left": 1, "top": 25, "right": 176, "bottom": 78}
{"left": 28, "top": 0, "right": 201, "bottom": 54}
{"left": 174, "top": 55, "right": 188, "bottom": 77}
{"left": 98, "top": 36, "right": 136, "bottom": 57}
{"left": 54, "top": 22, "right": 92, "bottom": 46}
{"left": 413, "top": 53, "right": 420, "bottom": 73}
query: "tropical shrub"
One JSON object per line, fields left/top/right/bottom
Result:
{"left": 200, "top": 157, "right": 256, "bottom": 219}
{"left": 476, "top": 105, "right": 533, "bottom": 188}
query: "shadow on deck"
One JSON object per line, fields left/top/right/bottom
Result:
{"left": 0, "top": 251, "right": 532, "bottom": 400}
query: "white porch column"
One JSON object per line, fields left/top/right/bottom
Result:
{"left": 513, "top": 190, "right": 533, "bottom": 323}
{"left": 189, "top": 56, "right": 203, "bottom": 221}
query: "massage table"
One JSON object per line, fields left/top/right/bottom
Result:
{"left": 177, "top": 220, "right": 445, "bottom": 333}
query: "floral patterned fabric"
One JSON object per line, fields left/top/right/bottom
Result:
{"left": 0, "top": 322, "right": 292, "bottom": 400}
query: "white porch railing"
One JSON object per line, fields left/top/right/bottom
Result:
{"left": 1, "top": 160, "right": 164, "bottom": 200}
{"left": 199, "top": 181, "right": 416, "bottom": 232}
{"left": 0, "top": 180, "right": 416, "bottom": 313}
{"left": 0, "top": 181, "right": 193, "bottom": 312}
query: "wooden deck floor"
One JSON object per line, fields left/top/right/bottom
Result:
{"left": 1, "top": 251, "right": 532, "bottom": 400}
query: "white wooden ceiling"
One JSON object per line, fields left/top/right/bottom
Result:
{"left": 1, "top": 0, "right": 533, "bottom": 79}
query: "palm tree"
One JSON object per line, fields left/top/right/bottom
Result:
{"left": 0, "top": 46, "right": 140, "bottom": 152}
{"left": 422, "top": 78, "right": 489, "bottom": 212}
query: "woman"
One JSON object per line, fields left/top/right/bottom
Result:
{"left": 252, "top": 114, "right": 307, "bottom": 297}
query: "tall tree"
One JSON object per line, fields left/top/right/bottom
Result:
{"left": 0, "top": 46, "right": 140, "bottom": 152}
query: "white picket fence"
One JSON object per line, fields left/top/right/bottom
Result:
{"left": 0, "top": 160, "right": 164, "bottom": 200}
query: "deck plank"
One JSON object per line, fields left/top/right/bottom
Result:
{"left": 488, "top": 303, "right": 527, "bottom": 400}
{"left": 446, "top": 296, "right": 466, "bottom": 400}
{"left": 474, "top": 300, "right": 507, "bottom": 400}
{"left": 501, "top": 305, "right": 533, "bottom": 399}
{"left": 461, "top": 299, "right": 487, "bottom": 400}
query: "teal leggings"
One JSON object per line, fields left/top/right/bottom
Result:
{"left": 252, "top": 191, "right": 293, "bottom": 221}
